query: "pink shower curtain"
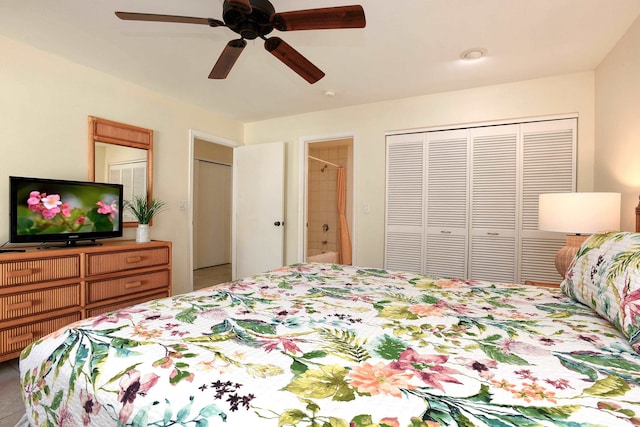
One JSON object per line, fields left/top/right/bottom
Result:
{"left": 336, "top": 167, "right": 352, "bottom": 264}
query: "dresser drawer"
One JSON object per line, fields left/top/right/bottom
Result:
{"left": 0, "top": 284, "right": 81, "bottom": 321}
{"left": 85, "top": 291, "right": 169, "bottom": 318}
{"left": 86, "top": 270, "right": 170, "bottom": 303}
{"left": 0, "top": 312, "right": 81, "bottom": 356}
{"left": 86, "top": 247, "right": 170, "bottom": 276}
{"left": 0, "top": 255, "right": 81, "bottom": 287}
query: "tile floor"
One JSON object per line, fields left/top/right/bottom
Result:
{"left": 0, "top": 358, "right": 25, "bottom": 427}
{"left": 0, "top": 264, "right": 232, "bottom": 427}
{"left": 193, "top": 263, "right": 232, "bottom": 290}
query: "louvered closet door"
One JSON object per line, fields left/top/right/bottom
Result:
{"left": 385, "top": 134, "right": 425, "bottom": 273}
{"left": 520, "top": 119, "right": 576, "bottom": 283}
{"left": 424, "top": 129, "right": 469, "bottom": 278}
{"left": 469, "top": 125, "right": 519, "bottom": 283}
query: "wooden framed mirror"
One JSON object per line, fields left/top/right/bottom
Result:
{"left": 88, "top": 116, "right": 153, "bottom": 227}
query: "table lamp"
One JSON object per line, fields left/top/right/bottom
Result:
{"left": 538, "top": 192, "right": 621, "bottom": 278}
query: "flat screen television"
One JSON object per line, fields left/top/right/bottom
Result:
{"left": 9, "top": 176, "right": 123, "bottom": 246}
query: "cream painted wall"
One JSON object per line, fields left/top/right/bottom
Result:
{"left": 0, "top": 35, "right": 243, "bottom": 295}
{"left": 1, "top": 31, "right": 608, "bottom": 282}
{"left": 595, "top": 15, "right": 640, "bottom": 231}
{"left": 244, "top": 72, "right": 596, "bottom": 268}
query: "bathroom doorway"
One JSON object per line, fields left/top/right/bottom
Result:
{"left": 304, "top": 137, "right": 355, "bottom": 264}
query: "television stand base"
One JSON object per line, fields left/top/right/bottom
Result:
{"left": 38, "top": 240, "right": 103, "bottom": 250}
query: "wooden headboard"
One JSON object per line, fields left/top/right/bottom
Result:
{"left": 636, "top": 195, "right": 640, "bottom": 232}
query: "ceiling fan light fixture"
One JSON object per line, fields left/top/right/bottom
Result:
{"left": 460, "top": 48, "right": 487, "bottom": 61}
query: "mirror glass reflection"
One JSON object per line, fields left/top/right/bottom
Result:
{"left": 93, "top": 142, "right": 148, "bottom": 223}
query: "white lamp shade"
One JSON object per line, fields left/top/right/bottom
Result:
{"left": 538, "top": 192, "right": 621, "bottom": 234}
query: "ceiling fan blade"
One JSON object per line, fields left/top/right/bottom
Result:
{"left": 227, "top": 0, "right": 253, "bottom": 14}
{"left": 209, "top": 39, "right": 247, "bottom": 79}
{"left": 115, "top": 12, "right": 224, "bottom": 27}
{"left": 272, "top": 5, "right": 365, "bottom": 31}
{"left": 264, "top": 37, "right": 325, "bottom": 84}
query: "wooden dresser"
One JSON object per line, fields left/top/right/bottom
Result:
{"left": 0, "top": 240, "right": 171, "bottom": 362}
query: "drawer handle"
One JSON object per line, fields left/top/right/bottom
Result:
{"left": 440, "top": 230, "right": 451, "bottom": 234}
{"left": 487, "top": 232, "right": 500, "bottom": 236}
{"left": 8, "top": 332, "right": 34, "bottom": 346}
{"left": 7, "top": 268, "right": 35, "bottom": 278}
{"left": 125, "top": 256, "right": 143, "bottom": 264}
{"left": 125, "top": 281, "right": 143, "bottom": 289}
{"left": 7, "top": 300, "right": 34, "bottom": 311}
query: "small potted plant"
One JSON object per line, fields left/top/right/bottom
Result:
{"left": 124, "top": 194, "right": 167, "bottom": 243}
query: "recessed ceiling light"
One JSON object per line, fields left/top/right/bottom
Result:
{"left": 324, "top": 89, "right": 337, "bottom": 97}
{"left": 460, "top": 48, "right": 487, "bottom": 61}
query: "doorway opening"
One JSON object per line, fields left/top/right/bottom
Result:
{"left": 303, "top": 137, "right": 355, "bottom": 264}
{"left": 189, "top": 132, "right": 237, "bottom": 291}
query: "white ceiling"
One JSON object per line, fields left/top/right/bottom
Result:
{"left": 1, "top": 0, "right": 639, "bottom": 122}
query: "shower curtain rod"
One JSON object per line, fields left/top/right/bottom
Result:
{"left": 308, "top": 155, "right": 341, "bottom": 168}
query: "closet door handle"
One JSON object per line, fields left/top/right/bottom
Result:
{"left": 274, "top": 221, "right": 284, "bottom": 227}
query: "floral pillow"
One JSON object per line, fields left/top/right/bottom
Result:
{"left": 561, "top": 231, "right": 640, "bottom": 354}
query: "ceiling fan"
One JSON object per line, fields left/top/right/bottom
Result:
{"left": 115, "top": 0, "right": 366, "bottom": 84}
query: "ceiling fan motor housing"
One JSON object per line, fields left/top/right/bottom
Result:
{"left": 223, "top": 0, "right": 275, "bottom": 40}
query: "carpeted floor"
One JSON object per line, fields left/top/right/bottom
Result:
{"left": 0, "top": 358, "right": 25, "bottom": 426}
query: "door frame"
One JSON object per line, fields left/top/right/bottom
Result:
{"left": 188, "top": 129, "right": 240, "bottom": 291}
{"left": 298, "top": 132, "right": 358, "bottom": 264}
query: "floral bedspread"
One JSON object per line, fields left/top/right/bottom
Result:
{"left": 20, "top": 263, "right": 640, "bottom": 426}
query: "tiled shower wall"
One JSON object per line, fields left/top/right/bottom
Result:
{"left": 307, "top": 144, "right": 350, "bottom": 258}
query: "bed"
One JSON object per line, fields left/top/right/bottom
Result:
{"left": 18, "top": 205, "right": 640, "bottom": 426}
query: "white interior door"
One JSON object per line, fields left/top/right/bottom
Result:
{"left": 234, "top": 141, "right": 285, "bottom": 279}
{"left": 195, "top": 160, "right": 232, "bottom": 269}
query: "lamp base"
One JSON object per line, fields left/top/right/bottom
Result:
{"left": 555, "top": 234, "right": 588, "bottom": 279}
